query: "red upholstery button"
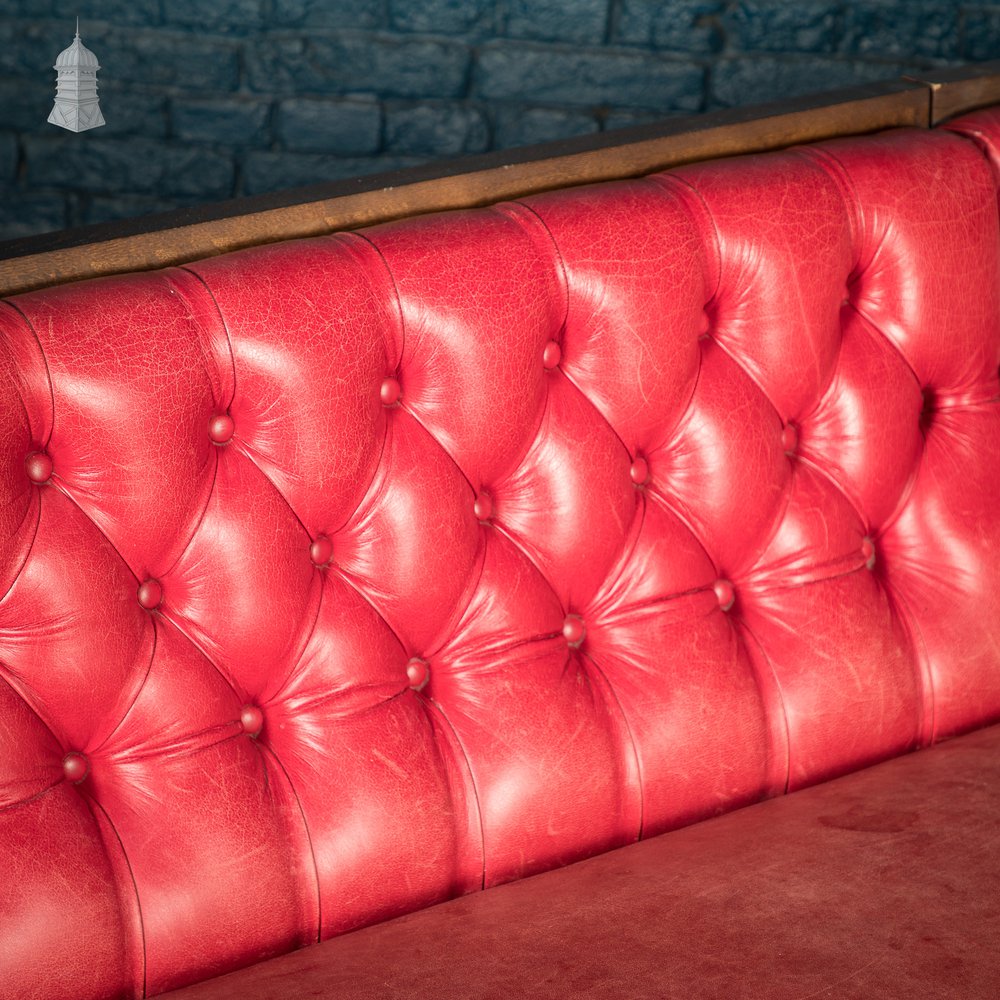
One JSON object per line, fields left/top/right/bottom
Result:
{"left": 630, "top": 456, "right": 649, "bottom": 485}
{"left": 137, "top": 578, "right": 163, "bottom": 610}
{"left": 406, "top": 657, "right": 429, "bottom": 691}
{"left": 240, "top": 705, "right": 264, "bottom": 737}
{"left": 713, "top": 579, "right": 735, "bottom": 612}
{"left": 208, "top": 413, "right": 235, "bottom": 444}
{"left": 542, "top": 341, "right": 562, "bottom": 369}
{"left": 474, "top": 493, "right": 493, "bottom": 521}
{"left": 781, "top": 423, "right": 798, "bottom": 454}
{"left": 63, "top": 752, "right": 89, "bottom": 784}
{"left": 310, "top": 536, "right": 334, "bottom": 567}
{"left": 563, "top": 615, "right": 586, "bottom": 647}
{"left": 698, "top": 312, "right": 711, "bottom": 337}
{"left": 380, "top": 377, "right": 401, "bottom": 406}
{"left": 862, "top": 537, "right": 876, "bottom": 570}
{"left": 25, "top": 451, "right": 53, "bottom": 484}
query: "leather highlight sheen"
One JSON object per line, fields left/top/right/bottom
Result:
{"left": 2, "top": 116, "right": 1000, "bottom": 999}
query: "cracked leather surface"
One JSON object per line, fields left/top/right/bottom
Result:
{"left": 2, "top": 111, "right": 1000, "bottom": 998}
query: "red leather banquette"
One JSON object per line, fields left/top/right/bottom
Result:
{"left": 2, "top": 95, "right": 1000, "bottom": 999}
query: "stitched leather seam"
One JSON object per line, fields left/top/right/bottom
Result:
{"left": 502, "top": 199, "right": 571, "bottom": 337}
{"left": 175, "top": 265, "right": 238, "bottom": 411}
{"left": 733, "top": 618, "right": 791, "bottom": 797}
{"left": 84, "top": 795, "right": 148, "bottom": 1000}
{"left": 418, "top": 694, "right": 487, "bottom": 893}
{"left": 1, "top": 299, "right": 56, "bottom": 450}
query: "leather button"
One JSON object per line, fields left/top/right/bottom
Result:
{"left": 781, "top": 423, "right": 798, "bottom": 454}
{"left": 240, "top": 705, "right": 264, "bottom": 737}
{"left": 542, "top": 341, "right": 561, "bottom": 370}
{"left": 137, "top": 578, "right": 163, "bottom": 610}
{"left": 862, "top": 537, "right": 876, "bottom": 570}
{"left": 713, "top": 579, "right": 735, "bottom": 612}
{"left": 63, "top": 752, "right": 89, "bottom": 784}
{"left": 406, "top": 657, "right": 429, "bottom": 691}
{"left": 698, "top": 313, "right": 711, "bottom": 337}
{"left": 563, "top": 615, "right": 586, "bottom": 647}
{"left": 310, "top": 536, "right": 334, "bottom": 567}
{"left": 208, "top": 413, "right": 235, "bottom": 445}
{"left": 630, "top": 456, "right": 649, "bottom": 485}
{"left": 380, "top": 377, "right": 401, "bottom": 406}
{"left": 25, "top": 451, "right": 53, "bottom": 484}
{"left": 474, "top": 493, "right": 493, "bottom": 522}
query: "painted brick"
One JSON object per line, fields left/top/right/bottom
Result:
{"left": 172, "top": 98, "right": 271, "bottom": 148}
{"left": 963, "top": 8, "right": 1000, "bottom": 61}
{"left": 843, "top": 3, "right": 958, "bottom": 60}
{"left": 723, "top": 2, "right": 840, "bottom": 54}
{"left": 94, "top": 85, "right": 168, "bottom": 138}
{"left": 83, "top": 27, "right": 241, "bottom": 91}
{"left": 503, "top": 0, "right": 608, "bottom": 45}
{"left": 0, "top": 0, "right": 47, "bottom": 14}
{"left": 246, "top": 35, "right": 309, "bottom": 92}
{"left": 247, "top": 32, "right": 470, "bottom": 99}
{"left": 0, "top": 190, "right": 69, "bottom": 241}
{"left": 241, "top": 150, "right": 425, "bottom": 196}
{"left": 272, "top": 0, "right": 383, "bottom": 30}
{"left": 344, "top": 34, "right": 469, "bottom": 100}
{"left": 52, "top": 0, "right": 160, "bottom": 27}
{"left": 385, "top": 103, "right": 489, "bottom": 155}
{"left": 0, "top": 77, "right": 57, "bottom": 133}
{"left": 476, "top": 42, "right": 704, "bottom": 111}
{"left": 82, "top": 194, "right": 185, "bottom": 225}
{"left": 24, "top": 135, "right": 234, "bottom": 198}
{"left": 602, "top": 109, "right": 671, "bottom": 131}
{"left": 389, "top": 0, "right": 495, "bottom": 35}
{"left": 615, "top": 0, "right": 723, "bottom": 53}
{"left": 0, "top": 19, "right": 62, "bottom": 76}
{"left": 162, "top": 0, "right": 264, "bottom": 34}
{"left": 276, "top": 97, "right": 381, "bottom": 154}
{"left": 710, "top": 55, "right": 915, "bottom": 109}
{"left": 492, "top": 106, "right": 599, "bottom": 148}
{"left": 0, "top": 131, "right": 17, "bottom": 181}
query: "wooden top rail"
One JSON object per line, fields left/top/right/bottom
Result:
{"left": 1, "top": 61, "right": 999, "bottom": 299}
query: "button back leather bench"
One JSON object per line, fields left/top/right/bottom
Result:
{"left": 2, "top": 71, "right": 1000, "bottom": 999}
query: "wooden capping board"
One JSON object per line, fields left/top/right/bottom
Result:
{"left": 0, "top": 78, "right": 929, "bottom": 298}
{"left": 912, "top": 60, "right": 1000, "bottom": 124}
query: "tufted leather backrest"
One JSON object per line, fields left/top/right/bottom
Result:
{"left": 3, "top": 114, "right": 1000, "bottom": 1000}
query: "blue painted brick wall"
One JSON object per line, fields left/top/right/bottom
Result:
{"left": 0, "top": 0, "right": 995, "bottom": 240}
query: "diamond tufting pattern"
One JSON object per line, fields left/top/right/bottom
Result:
{"left": 2, "top": 117, "right": 1000, "bottom": 999}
